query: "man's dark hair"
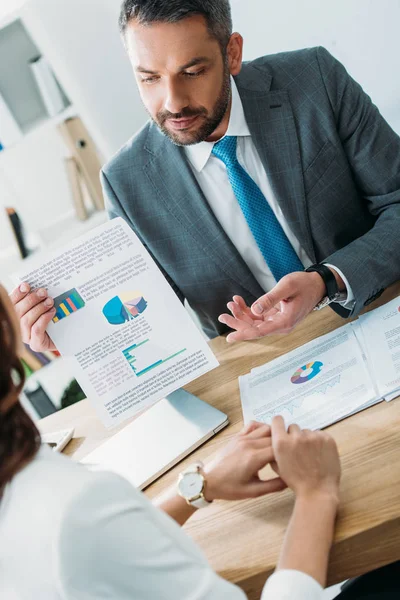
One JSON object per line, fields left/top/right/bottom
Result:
{"left": 119, "top": 0, "right": 233, "bottom": 51}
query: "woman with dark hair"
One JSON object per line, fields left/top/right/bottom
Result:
{"left": 0, "top": 283, "right": 345, "bottom": 599}
{"left": 0, "top": 286, "right": 41, "bottom": 494}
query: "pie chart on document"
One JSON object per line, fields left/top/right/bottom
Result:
{"left": 291, "top": 361, "right": 323, "bottom": 385}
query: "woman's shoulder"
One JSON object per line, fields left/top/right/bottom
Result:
{"left": 12, "top": 445, "right": 115, "bottom": 489}
{"left": 3, "top": 446, "right": 140, "bottom": 528}
{"left": 0, "top": 446, "right": 147, "bottom": 598}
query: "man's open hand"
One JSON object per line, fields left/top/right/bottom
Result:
{"left": 218, "top": 271, "right": 326, "bottom": 342}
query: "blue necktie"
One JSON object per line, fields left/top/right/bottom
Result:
{"left": 212, "top": 136, "right": 304, "bottom": 282}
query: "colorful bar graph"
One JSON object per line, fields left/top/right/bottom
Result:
{"left": 59, "top": 302, "right": 69, "bottom": 316}
{"left": 122, "top": 340, "right": 186, "bottom": 377}
{"left": 135, "top": 349, "right": 186, "bottom": 376}
{"left": 52, "top": 289, "right": 85, "bottom": 323}
{"left": 66, "top": 297, "right": 78, "bottom": 312}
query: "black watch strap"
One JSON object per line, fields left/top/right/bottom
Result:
{"left": 305, "top": 264, "right": 339, "bottom": 300}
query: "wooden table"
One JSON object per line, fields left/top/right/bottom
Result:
{"left": 39, "top": 283, "right": 400, "bottom": 599}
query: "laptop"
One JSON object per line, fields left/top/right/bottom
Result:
{"left": 81, "top": 389, "right": 229, "bottom": 490}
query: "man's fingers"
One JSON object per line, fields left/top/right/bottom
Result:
{"left": 251, "top": 277, "right": 294, "bottom": 316}
{"left": 219, "top": 313, "right": 263, "bottom": 332}
{"left": 227, "top": 302, "right": 254, "bottom": 324}
{"left": 251, "top": 293, "right": 277, "bottom": 317}
{"left": 232, "top": 296, "right": 254, "bottom": 317}
{"left": 232, "top": 295, "right": 248, "bottom": 311}
{"left": 223, "top": 312, "right": 294, "bottom": 342}
{"left": 9, "top": 283, "right": 31, "bottom": 306}
{"left": 225, "top": 325, "right": 265, "bottom": 343}
{"left": 252, "top": 312, "right": 294, "bottom": 337}
{"left": 218, "top": 313, "right": 243, "bottom": 329}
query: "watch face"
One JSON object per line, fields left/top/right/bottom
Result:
{"left": 178, "top": 472, "right": 203, "bottom": 499}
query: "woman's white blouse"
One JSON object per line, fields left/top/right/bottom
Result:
{"left": 0, "top": 447, "right": 323, "bottom": 599}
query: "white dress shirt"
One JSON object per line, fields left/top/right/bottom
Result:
{"left": 0, "top": 446, "right": 323, "bottom": 600}
{"left": 185, "top": 79, "right": 354, "bottom": 308}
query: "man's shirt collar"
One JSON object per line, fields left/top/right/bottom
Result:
{"left": 185, "top": 77, "right": 251, "bottom": 173}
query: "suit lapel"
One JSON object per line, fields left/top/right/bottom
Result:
{"left": 143, "top": 128, "right": 264, "bottom": 299}
{"left": 141, "top": 59, "right": 317, "bottom": 299}
{"left": 236, "top": 66, "right": 316, "bottom": 263}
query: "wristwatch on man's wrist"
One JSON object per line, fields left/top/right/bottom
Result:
{"left": 177, "top": 462, "right": 212, "bottom": 509}
{"left": 305, "top": 264, "right": 347, "bottom": 311}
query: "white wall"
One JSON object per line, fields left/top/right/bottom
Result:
{"left": 0, "top": 0, "right": 143, "bottom": 259}
{"left": 0, "top": 120, "right": 74, "bottom": 256}
{"left": 22, "top": 0, "right": 145, "bottom": 159}
{"left": 0, "top": 123, "right": 72, "bottom": 230}
{"left": 231, "top": 0, "right": 400, "bottom": 132}
{"left": 0, "top": 0, "right": 26, "bottom": 24}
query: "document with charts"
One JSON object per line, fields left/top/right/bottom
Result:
{"left": 15, "top": 218, "right": 219, "bottom": 428}
{"left": 239, "top": 295, "right": 400, "bottom": 430}
{"left": 357, "top": 298, "right": 400, "bottom": 397}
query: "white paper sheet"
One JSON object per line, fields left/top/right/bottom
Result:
{"left": 239, "top": 325, "right": 378, "bottom": 430}
{"left": 15, "top": 218, "right": 219, "bottom": 427}
{"left": 358, "top": 296, "right": 400, "bottom": 397}
{"left": 385, "top": 390, "right": 400, "bottom": 402}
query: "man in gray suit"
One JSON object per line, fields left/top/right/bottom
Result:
{"left": 102, "top": 0, "right": 400, "bottom": 343}
{"left": 11, "top": 0, "right": 400, "bottom": 351}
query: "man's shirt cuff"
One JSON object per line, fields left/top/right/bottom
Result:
{"left": 324, "top": 263, "right": 355, "bottom": 309}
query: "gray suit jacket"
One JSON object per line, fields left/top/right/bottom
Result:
{"left": 102, "top": 47, "right": 400, "bottom": 339}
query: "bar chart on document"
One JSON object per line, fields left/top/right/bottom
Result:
{"left": 52, "top": 288, "right": 86, "bottom": 322}
{"left": 122, "top": 340, "right": 187, "bottom": 377}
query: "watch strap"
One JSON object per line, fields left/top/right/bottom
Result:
{"left": 190, "top": 495, "right": 212, "bottom": 509}
{"left": 179, "top": 462, "right": 212, "bottom": 508}
{"left": 185, "top": 461, "right": 204, "bottom": 474}
{"left": 305, "top": 263, "right": 339, "bottom": 300}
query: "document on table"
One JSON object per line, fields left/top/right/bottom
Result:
{"left": 239, "top": 325, "right": 378, "bottom": 430}
{"left": 15, "top": 218, "right": 219, "bottom": 427}
{"left": 240, "top": 294, "right": 400, "bottom": 430}
{"left": 385, "top": 391, "right": 399, "bottom": 402}
{"left": 358, "top": 296, "right": 400, "bottom": 398}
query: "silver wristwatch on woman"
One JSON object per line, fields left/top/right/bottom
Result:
{"left": 177, "top": 462, "right": 212, "bottom": 509}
